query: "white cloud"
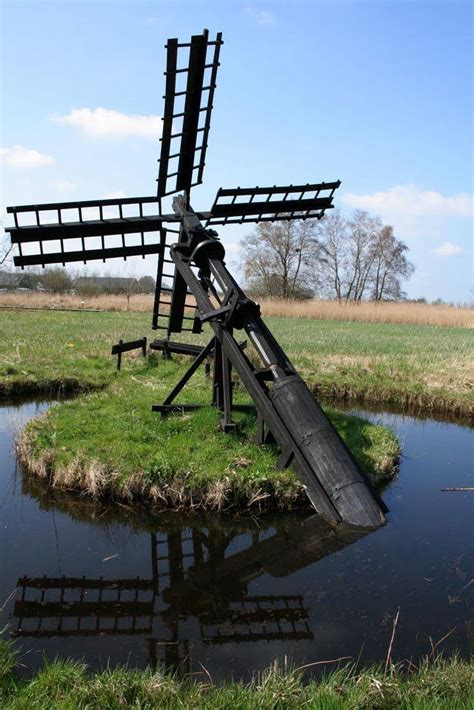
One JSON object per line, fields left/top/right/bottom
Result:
{"left": 51, "top": 108, "right": 162, "bottom": 140}
{"left": 246, "top": 7, "right": 276, "bottom": 25}
{"left": 1, "top": 144, "right": 55, "bottom": 168}
{"left": 342, "top": 184, "right": 473, "bottom": 221}
{"left": 433, "top": 241, "right": 466, "bottom": 256}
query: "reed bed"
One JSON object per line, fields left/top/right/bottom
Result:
{"left": 1, "top": 290, "right": 471, "bottom": 327}
{"left": 259, "top": 298, "right": 474, "bottom": 329}
{"left": 0, "top": 290, "right": 155, "bottom": 312}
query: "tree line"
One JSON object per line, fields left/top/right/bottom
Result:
{"left": 0, "top": 267, "right": 156, "bottom": 295}
{"left": 241, "top": 209, "right": 415, "bottom": 301}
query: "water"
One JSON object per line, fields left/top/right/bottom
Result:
{"left": 0, "top": 400, "right": 472, "bottom": 681}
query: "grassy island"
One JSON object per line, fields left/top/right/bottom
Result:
{"left": 17, "top": 357, "right": 398, "bottom": 511}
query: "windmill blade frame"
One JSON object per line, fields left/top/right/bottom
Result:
{"left": 156, "top": 29, "right": 223, "bottom": 200}
{"left": 6, "top": 196, "right": 174, "bottom": 267}
{"left": 206, "top": 182, "right": 341, "bottom": 226}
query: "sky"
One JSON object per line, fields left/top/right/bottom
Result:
{"left": 1, "top": 0, "right": 472, "bottom": 302}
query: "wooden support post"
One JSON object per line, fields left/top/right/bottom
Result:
{"left": 117, "top": 339, "right": 123, "bottom": 371}
{"left": 254, "top": 413, "right": 275, "bottom": 445}
{"left": 220, "top": 352, "right": 235, "bottom": 432}
{"left": 212, "top": 339, "right": 223, "bottom": 409}
{"left": 212, "top": 338, "right": 235, "bottom": 431}
{"left": 112, "top": 337, "right": 148, "bottom": 370}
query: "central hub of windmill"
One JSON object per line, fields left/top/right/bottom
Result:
{"left": 6, "top": 30, "right": 387, "bottom": 528}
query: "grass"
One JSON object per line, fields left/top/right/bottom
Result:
{"left": 263, "top": 316, "right": 473, "bottom": 419}
{"left": 1, "top": 291, "right": 472, "bottom": 328}
{"left": 0, "top": 309, "right": 140, "bottom": 395}
{"left": 18, "top": 356, "right": 398, "bottom": 510}
{"left": 1, "top": 641, "right": 472, "bottom": 709}
{"left": 1, "top": 309, "right": 472, "bottom": 418}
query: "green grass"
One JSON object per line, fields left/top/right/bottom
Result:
{"left": 263, "top": 317, "right": 473, "bottom": 419}
{"left": 0, "top": 309, "right": 143, "bottom": 395}
{"left": 19, "top": 356, "right": 398, "bottom": 510}
{"left": 1, "top": 641, "right": 472, "bottom": 709}
{"left": 1, "top": 310, "right": 472, "bottom": 417}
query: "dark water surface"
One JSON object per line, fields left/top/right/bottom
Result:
{"left": 0, "top": 400, "right": 472, "bottom": 681}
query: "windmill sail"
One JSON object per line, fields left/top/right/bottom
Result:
{"left": 153, "top": 28, "right": 222, "bottom": 335}
{"left": 156, "top": 29, "right": 223, "bottom": 199}
{"left": 6, "top": 196, "right": 170, "bottom": 267}
{"left": 207, "top": 182, "right": 341, "bottom": 226}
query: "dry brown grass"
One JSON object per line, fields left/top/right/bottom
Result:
{"left": 259, "top": 298, "right": 474, "bottom": 328}
{"left": 0, "top": 290, "right": 154, "bottom": 312}
{"left": 0, "top": 290, "right": 196, "bottom": 313}
{"left": 16, "top": 428, "right": 307, "bottom": 512}
{"left": 1, "top": 290, "right": 472, "bottom": 327}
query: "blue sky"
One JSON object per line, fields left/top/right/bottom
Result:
{"left": 1, "top": 0, "right": 472, "bottom": 302}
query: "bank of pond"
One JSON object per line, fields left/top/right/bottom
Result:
{"left": 1, "top": 643, "right": 472, "bottom": 709}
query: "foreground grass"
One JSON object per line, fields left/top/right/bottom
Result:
{"left": 18, "top": 357, "right": 398, "bottom": 510}
{"left": 1, "top": 309, "right": 472, "bottom": 418}
{"left": 1, "top": 642, "right": 472, "bottom": 709}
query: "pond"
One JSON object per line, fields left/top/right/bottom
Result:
{"left": 0, "top": 400, "right": 472, "bottom": 682}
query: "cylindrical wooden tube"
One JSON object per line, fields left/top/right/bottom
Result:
{"left": 269, "top": 375, "right": 386, "bottom": 528}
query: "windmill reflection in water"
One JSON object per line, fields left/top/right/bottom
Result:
{"left": 12, "top": 516, "right": 370, "bottom": 675}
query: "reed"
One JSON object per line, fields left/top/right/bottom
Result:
{"left": 259, "top": 297, "right": 474, "bottom": 329}
{"left": 1, "top": 291, "right": 472, "bottom": 328}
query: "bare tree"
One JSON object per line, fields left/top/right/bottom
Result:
{"left": 0, "top": 232, "right": 14, "bottom": 267}
{"left": 371, "top": 225, "right": 414, "bottom": 300}
{"left": 314, "top": 208, "right": 347, "bottom": 300}
{"left": 240, "top": 220, "right": 319, "bottom": 299}
{"left": 21, "top": 268, "right": 42, "bottom": 290}
{"left": 314, "top": 210, "right": 415, "bottom": 301}
{"left": 136, "top": 275, "right": 155, "bottom": 293}
{"left": 343, "top": 210, "right": 382, "bottom": 301}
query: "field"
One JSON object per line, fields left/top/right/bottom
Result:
{"left": 1, "top": 308, "right": 472, "bottom": 418}
{"left": 260, "top": 297, "right": 473, "bottom": 328}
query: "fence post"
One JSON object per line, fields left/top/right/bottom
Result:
{"left": 117, "top": 339, "right": 123, "bottom": 371}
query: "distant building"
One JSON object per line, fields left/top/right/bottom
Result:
{"left": 0, "top": 271, "right": 26, "bottom": 289}
{"left": 74, "top": 276, "right": 138, "bottom": 294}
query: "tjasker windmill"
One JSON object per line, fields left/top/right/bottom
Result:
{"left": 6, "top": 30, "right": 387, "bottom": 528}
